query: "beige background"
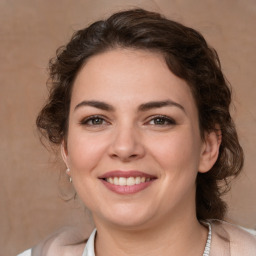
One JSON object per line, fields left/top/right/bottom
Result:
{"left": 0, "top": 0, "right": 255, "bottom": 255}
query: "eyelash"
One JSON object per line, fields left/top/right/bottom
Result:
{"left": 146, "top": 115, "right": 176, "bottom": 126}
{"left": 79, "top": 115, "right": 108, "bottom": 126}
{"left": 79, "top": 115, "right": 176, "bottom": 127}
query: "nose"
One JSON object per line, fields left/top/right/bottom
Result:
{"left": 108, "top": 124, "right": 145, "bottom": 162}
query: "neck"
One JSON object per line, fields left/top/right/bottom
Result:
{"left": 93, "top": 212, "right": 208, "bottom": 256}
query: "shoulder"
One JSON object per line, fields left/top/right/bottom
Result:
{"left": 32, "top": 226, "right": 88, "bottom": 256}
{"left": 211, "top": 220, "right": 256, "bottom": 255}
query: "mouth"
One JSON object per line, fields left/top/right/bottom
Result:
{"left": 103, "top": 176, "right": 153, "bottom": 186}
{"left": 98, "top": 170, "right": 157, "bottom": 194}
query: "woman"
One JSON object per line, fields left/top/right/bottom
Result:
{"left": 19, "top": 8, "right": 256, "bottom": 256}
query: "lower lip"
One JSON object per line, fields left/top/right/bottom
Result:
{"left": 100, "top": 179, "right": 155, "bottom": 194}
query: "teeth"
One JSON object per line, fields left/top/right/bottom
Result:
{"left": 113, "top": 177, "right": 119, "bottom": 185}
{"left": 127, "top": 177, "right": 135, "bottom": 186}
{"left": 119, "top": 177, "right": 126, "bottom": 186}
{"left": 135, "top": 177, "right": 141, "bottom": 184}
{"left": 106, "top": 177, "right": 151, "bottom": 186}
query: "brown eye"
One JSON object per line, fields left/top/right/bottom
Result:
{"left": 80, "top": 115, "right": 107, "bottom": 126}
{"left": 90, "top": 117, "right": 104, "bottom": 125}
{"left": 148, "top": 115, "right": 176, "bottom": 126}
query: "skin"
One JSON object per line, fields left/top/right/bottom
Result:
{"left": 61, "top": 48, "right": 220, "bottom": 256}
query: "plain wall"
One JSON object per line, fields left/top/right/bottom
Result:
{"left": 0, "top": 0, "right": 255, "bottom": 255}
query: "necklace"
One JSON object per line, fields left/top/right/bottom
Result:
{"left": 202, "top": 222, "right": 212, "bottom": 256}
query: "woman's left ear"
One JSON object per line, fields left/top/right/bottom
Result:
{"left": 198, "top": 128, "right": 222, "bottom": 173}
{"left": 61, "top": 141, "right": 69, "bottom": 167}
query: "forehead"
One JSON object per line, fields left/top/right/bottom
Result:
{"left": 71, "top": 48, "right": 197, "bottom": 113}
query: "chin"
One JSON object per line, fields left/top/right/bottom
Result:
{"left": 94, "top": 204, "right": 156, "bottom": 230}
{"left": 107, "top": 216, "right": 153, "bottom": 230}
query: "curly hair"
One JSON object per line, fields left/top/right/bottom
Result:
{"left": 36, "top": 8, "right": 244, "bottom": 220}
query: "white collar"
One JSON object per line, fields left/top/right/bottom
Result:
{"left": 82, "top": 228, "right": 96, "bottom": 256}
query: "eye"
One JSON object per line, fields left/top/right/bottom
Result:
{"left": 80, "top": 115, "right": 108, "bottom": 126}
{"left": 147, "top": 115, "right": 176, "bottom": 126}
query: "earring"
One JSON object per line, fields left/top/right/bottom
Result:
{"left": 66, "top": 168, "right": 72, "bottom": 183}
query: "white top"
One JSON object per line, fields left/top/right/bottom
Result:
{"left": 16, "top": 229, "right": 96, "bottom": 256}
{"left": 17, "top": 222, "right": 256, "bottom": 256}
{"left": 17, "top": 249, "right": 32, "bottom": 256}
{"left": 82, "top": 228, "right": 96, "bottom": 256}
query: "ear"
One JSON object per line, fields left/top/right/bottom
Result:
{"left": 198, "top": 128, "right": 222, "bottom": 173}
{"left": 61, "top": 141, "right": 69, "bottom": 168}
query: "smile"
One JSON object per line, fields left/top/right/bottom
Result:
{"left": 105, "top": 176, "right": 151, "bottom": 186}
{"left": 99, "top": 170, "right": 157, "bottom": 194}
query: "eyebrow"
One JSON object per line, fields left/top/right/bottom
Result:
{"left": 74, "top": 101, "right": 114, "bottom": 111}
{"left": 74, "top": 99, "right": 185, "bottom": 113}
{"left": 138, "top": 100, "right": 185, "bottom": 113}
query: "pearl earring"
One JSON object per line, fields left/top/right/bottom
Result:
{"left": 66, "top": 168, "right": 72, "bottom": 183}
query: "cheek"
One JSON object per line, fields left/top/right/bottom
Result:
{"left": 66, "top": 131, "right": 108, "bottom": 175}
{"left": 149, "top": 128, "right": 202, "bottom": 175}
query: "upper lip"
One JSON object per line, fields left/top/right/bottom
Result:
{"left": 98, "top": 170, "right": 157, "bottom": 179}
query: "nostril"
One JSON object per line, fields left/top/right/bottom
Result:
{"left": 111, "top": 153, "right": 137, "bottom": 159}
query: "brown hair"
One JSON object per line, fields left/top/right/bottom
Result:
{"left": 36, "top": 8, "right": 244, "bottom": 220}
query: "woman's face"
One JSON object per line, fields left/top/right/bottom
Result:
{"left": 62, "top": 49, "right": 215, "bottom": 229}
